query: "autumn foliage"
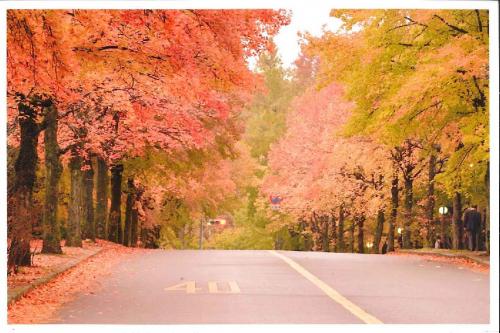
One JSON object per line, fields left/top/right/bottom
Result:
{"left": 7, "top": 9, "right": 289, "bottom": 271}
{"left": 6, "top": 9, "right": 490, "bottom": 272}
{"left": 260, "top": 9, "right": 489, "bottom": 254}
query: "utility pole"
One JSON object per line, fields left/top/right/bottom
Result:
{"left": 199, "top": 216, "right": 204, "bottom": 250}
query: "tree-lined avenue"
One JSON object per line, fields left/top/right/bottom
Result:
{"left": 54, "top": 250, "right": 488, "bottom": 324}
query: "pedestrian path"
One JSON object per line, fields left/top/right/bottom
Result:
{"left": 8, "top": 241, "right": 103, "bottom": 305}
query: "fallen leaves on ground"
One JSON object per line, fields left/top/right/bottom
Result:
{"left": 8, "top": 239, "right": 100, "bottom": 289}
{"left": 8, "top": 239, "right": 148, "bottom": 324}
{"left": 388, "top": 252, "right": 489, "bottom": 273}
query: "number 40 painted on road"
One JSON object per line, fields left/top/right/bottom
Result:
{"left": 165, "top": 281, "right": 241, "bottom": 294}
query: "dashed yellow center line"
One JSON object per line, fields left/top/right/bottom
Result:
{"left": 269, "top": 250, "right": 383, "bottom": 324}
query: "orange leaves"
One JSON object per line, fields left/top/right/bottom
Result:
{"left": 7, "top": 9, "right": 289, "bottom": 165}
{"left": 388, "top": 251, "right": 489, "bottom": 274}
{"left": 8, "top": 240, "right": 145, "bottom": 324}
{"left": 263, "top": 84, "right": 350, "bottom": 214}
{"left": 263, "top": 80, "right": 392, "bottom": 222}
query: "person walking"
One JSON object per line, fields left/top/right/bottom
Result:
{"left": 434, "top": 236, "right": 441, "bottom": 249}
{"left": 463, "top": 205, "right": 482, "bottom": 251}
{"left": 381, "top": 240, "right": 388, "bottom": 254}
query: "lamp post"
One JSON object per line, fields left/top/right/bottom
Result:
{"left": 439, "top": 206, "right": 448, "bottom": 249}
{"left": 366, "top": 241, "right": 374, "bottom": 253}
{"left": 199, "top": 216, "right": 213, "bottom": 250}
{"left": 397, "top": 227, "right": 403, "bottom": 248}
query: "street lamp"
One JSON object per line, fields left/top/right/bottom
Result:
{"left": 396, "top": 227, "right": 403, "bottom": 249}
{"left": 438, "top": 206, "right": 448, "bottom": 215}
{"left": 438, "top": 206, "right": 448, "bottom": 249}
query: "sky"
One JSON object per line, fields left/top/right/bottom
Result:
{"left": 274, "top": 7, "right": 343, "bottom": 68}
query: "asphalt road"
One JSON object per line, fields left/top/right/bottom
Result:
{"left": 54, "top": 250, "right": 489, "bottom": 324}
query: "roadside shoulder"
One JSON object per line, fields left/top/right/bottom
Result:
{"left": 389, "top": 248, "right": 489, "bottom": 272}
{"left": 8, "top": 239, "right": 141, "bottom": 324}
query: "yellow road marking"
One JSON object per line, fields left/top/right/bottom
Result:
{"left": 165, "top": 281, "right": 241, "bottom": 294}
{"left": 208, "top": 281, "right": 218, "bottom": 293}
{"left": 269, "top": 250, "right": 383, "bottom": 324}
{"left": 208, "top": 281, "right": 241, "bottom": 294}
{"left": 164, "top": 281, "right": 200, "bottom": 294}
{"left": 228, "top": 281, "right": 241, "bottom": 293}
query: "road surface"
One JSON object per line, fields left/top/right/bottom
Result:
{"left": 54, "top": 250, "right": 489, "bottom": 324}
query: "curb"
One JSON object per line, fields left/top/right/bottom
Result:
{"left": 8, "top": 247, "right": 104, "bottom": 306}
{"left": 396, "top": 249, "right": 489, "bottom": 267}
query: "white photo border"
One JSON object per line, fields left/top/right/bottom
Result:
{"left": 0, "top": 1, "right": 498, "bottom": 333}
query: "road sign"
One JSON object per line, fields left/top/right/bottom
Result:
{"left": 271, "top": 204, "right": 280, "bottom": 211}
{"left": 270, "top": 195, "right": 283, "bottom": 205}
{"left": 270, "top": 195, "right": 282, "bottom": 211}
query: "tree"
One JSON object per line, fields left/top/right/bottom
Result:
{"left": 95, "top": 157, "right": 109, "bottom": 239}
{"left": 7, "top": 96, "right": 52, "bottom": 270}
{"left": 41, "top": 104, "right": 63, "bottom": 253}
{"left": 7, "top": 9, "right": 290, "bottom": 264}
{"left": 304, "top": 10, "right": 489, "bottom": 249}
{"left": 263, "top": 81, "right": 391, "bottom": 252}
{"left": 390, "top": 140, "right": 425, "bottom": 248}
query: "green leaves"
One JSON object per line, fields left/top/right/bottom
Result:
{"left": 243, "top": 52, "right": 297, "bottom": 162}
{"left": 306, "top": 9, "right": 489, "bottom": 203}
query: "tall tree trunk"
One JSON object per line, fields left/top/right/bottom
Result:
{"left": 41, "top": 104, "right": 62, "bottom": 254}
{"left": 337, "top": 205, "right": 345, "bottom": 252}
{"left": 478, "top": 207, "right": 485, "bottom": 251}
{"left": 95, "top": 157, "right": 109, "bottom": 239}
{"left": 452, "top": 192, "right": 462, "bottom": 249}
{"left": 387, "top": 167, "right": 399, "bottom": 252}
{"left": 373, "top": 210, "right": 385, "bottom": 254}
{"left": 481, "top": 208, "right": 486, "bottom": 251}
{"left": 8, "top": 102, "right": 41, "bottom": 270}
{"left": 322, "top": 216, "right": 330, "bottom": 252}
{"left": 348, "top": 221, "right": 355, "bottom": 253}
{"left": 310, "top": 213, "right": 321, "bottom": 251}
{"left": 484, "top": 162, "right": 489, "bottom": 254}
{"left": 123, "top": 178, "right": 135, "bottom": 247}
{"left": 108, "top": 164, "right": 123, "bottom": 243}
{"left": 331, "top": 213, "right": 337, "bottom": 252}
{"left": 130, "top": 188, "right": 142, "bottom": 247}
{"left": 402, "top": 177, "right": 413, "bottom": 249}
{"left": 440, "top": 211, "right": 447, "bottom": 249}
{"left": 66, "top": 155, "right": 84, "bottom": 247}
{"left": 83, "top": 163, "right": 95, "bottom": 241}
{"left": 131, "top": 213, "right": 140, "bottom": 247}
{"left": 357, "top": 215, "right": 365, "bottom": 254}
{"left": 387, "top": 169, "right": 398, "bottom": 252}
{"left": 425, "top": 152, "right": 437, "bottom": 247}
